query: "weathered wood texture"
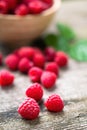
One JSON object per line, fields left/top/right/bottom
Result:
{"left": 0, "top": 0, "right": 87, "bottom": 130}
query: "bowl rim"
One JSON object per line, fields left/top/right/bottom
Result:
{"left": 0, "top": 0, "right": 61, "bottom": 19}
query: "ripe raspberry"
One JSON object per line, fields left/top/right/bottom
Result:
{"left": 15, "top": 4, "right": 28, "bottom": 16}
{"left": 44, "top": 47, "right": 56, "bottom": 61}
{"left": 34, "top": 47, "right": 42, "bottom": 55}
{"left": 0, "top": 53, "right": 3, "bottom": 65}
{"left": 33, "top": 54, "right": 45, "bottom": 68}
{"left": 45, "top": 62, "right": 59, "bottom": 76}
{"left": 5, "top": 0, "right": 17, "bottom": 10}
{"left": 44, "top": 94, "right": 64, "bottom": 112}
{"left": 0, "top": 1, "right": 8, "bottom": 14}
{"left": 42, "top": 0, "right": 53, "bottom": 6}
{"left": 18, "top": 47, "right": 35, "bottom": 60}
{"left": 41, "top": 71, "right": 57, "bottom": 88}
{"left": 23, "top": 0, "right": 37, "bottom": 4}
{"left": 28, "top": 0, "right": 43, "bottom": 14}
{"left": 5, "top": 54, "right": 19, "bottom": 71}
{"left": 18, "top": 58, "right": 31, "bottom": 73}
{"left": 26, "top": 83, "right": 43, "bottom": 101}
{"left": 29, "top": 67, "right": 43, "bottom": 82}
{"left": 0, "top": 69, "right": 14, "bottom": 87}
{"left": 18, "top": 97, "right": 40, "bottom": 120}
{"left": 54, "top": 51, "right": 68, "bottom": 67}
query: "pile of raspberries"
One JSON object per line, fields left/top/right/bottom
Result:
{"left": 0, "top": 0, "right": 53, "bottom": 15}
{"left": 0, "top": 46, "right": 68, "bottom": 120}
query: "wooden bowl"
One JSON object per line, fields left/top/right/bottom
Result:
{"left": 0, "top": 0, "right": 61, "bottom": 45}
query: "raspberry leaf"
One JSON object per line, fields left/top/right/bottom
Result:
{"left": 69, "top": 39, "right": 87, "bottom": 61}
{"left": 44, "top": 34, "right": 57, "bottom": 47}
{"left": 57, "top": 23, "right": 76, "bottom": 41}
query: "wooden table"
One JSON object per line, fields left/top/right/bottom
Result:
{"left": 0, "top": 0, "right": 87, "bottom": 130}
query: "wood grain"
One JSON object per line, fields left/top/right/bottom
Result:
{"left": 0, "top": 0, "right": 87, "bottom": 130}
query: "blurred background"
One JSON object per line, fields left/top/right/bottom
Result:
{"left": 46, "top": 0, "right": 87, "bottom": 38}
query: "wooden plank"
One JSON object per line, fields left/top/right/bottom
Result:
{"left": 0, "top": 0, "right": 87, "bottom": 130}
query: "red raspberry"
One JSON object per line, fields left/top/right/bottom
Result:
{"left": 42, "top": 0, "right": 53, "bottom": 7}
{"left": 0, "top": 1, "right": 8, "bottom": 14}
{"left": 54, "top": 51, "right": 68, "bottom": 67}
{"left": 44, "top": 94, "right": 64, "bottom": 112}
{"left": 18, "top": 47, "right": 35, "bottom": 60}
{"left": 18, "top": 58, "right": 31, "bottom": 73}
{"left": 41, "top": 71, "right": 57, "bottom": 88}
{"left": 45, "top": 62, "right": 59, "bottom": 76}
{"left": 23, "top": 0, "right": 37, "bottom": 4}
{"left": 28, "top": 0, "right": 43, "bottom": 14}
{"left": 18, "top": 97, "right": 40, "bottom": 120}
{"left": 26, "top": 83, "right": 43, "bottom": 101}
{"left": 33, "top": 54, "right": 45, "bottom": 68}
{"left": 0, "top": 69, "right": 14, "bottom": 87}
{"left": 0, "top": 53, "right": 3, "bottom": 65}
{"left": 34, "top": 47, "right": 42, "bottom": 55}
{"left": 5, "top": 54, "right": 19, "bottom": 71}
{"left": 44, "top": 47, "right": 56, "bottom": 61}
{"left": 15, "top": 4, "right": 28, "bottom": 16}
{"left": 29, "top": 67, "right": 43, "bottom": 82}
{"left": 5, "top": 0, "right": 17, "bottom": 10}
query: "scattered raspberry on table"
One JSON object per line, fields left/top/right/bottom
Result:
{"left": 5, "top": 54, "right": 19, "bottom": 71}
{"left": 41, "top": 71, "right": 57, "bottom": 88}
{"left": 44, "top": 94, "right": 64, "bottom": 112}
{"left": 45, "top": 62, "right": 59, "bottom": 76}
{"left": 44, "top": 47, "right": 56, "bottom": 61}
{"left": 18, "top": 57, "right": 32, "bottom": 73}
{"left": 26, "top": 83, "right": 43, "bottom": 101}
{"left": 18, "top": 97, "right": 40, "bottom": 120}
{"left": 29, "top": 67, "right": 43, "bottom": 82}
{"left": 0, "top": 69, "right": 14, "bottom": 87}
{"left": 33, "top": 53, "right": 45, "bottom": 68}
{"left": 54, "top": 51, "right": 68, "bottom": 67}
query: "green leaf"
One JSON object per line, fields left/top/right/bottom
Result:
{"left": 44, "top": 34, "right": 70, "bottom": 53}
{"left": 57, "top": 23, "right": 76, "bottom": 41}
{"left": 44, "top": 34, "right": 57, "bottom": 47}
{"left": 69, "top": 39, "right": 87, "bottom": 61}
{"left": 56, "top": 37, "right": 70, "bottom": 53}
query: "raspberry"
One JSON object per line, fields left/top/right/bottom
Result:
{"left": 15, "top": 4, "right": 28, "bottom": 16}
{"left": 41, "top": 71, "right": 57, "bottom": 88}
{"left": 23, "top": 0, "right": 37, "bottom": 4}
{"left": 45, "top": 62, "right": 59, "bottom": 76}
{"left": 18, "top": 97, "right": 40, "bottom": 120}
{"left": 0, "top": 53, "right": 3, "bottom": 65}
{"left": 18, "top": 58, "right": 31, "bottom": 73}
{"left": 44, "top": 47, "right": 56, "bottom": 61}
{"left": 44, "top": 94, "right": 64, "bottom": 112}
{"left": 5, "top": 54, "right": 19, "bottom": 71}
{"left": 0, "top": 69, "right": 14, "bottom": 87}
{"left": 29, "top": 67, "right": 43, "bottom": 82}
{"left": 54, "top": 51, "right": 68, "bottom": 67}
{"left": 18, "top": 47, "right": 35, "bottom": 60}
{"left": 26, "top": 83, "right": 43, "bottom": 101}
{"left": 28, "top": 0, "right": 43, "bottom": 14}
{"left": 0, "top": 1, "right": 8, "bottom": 14}
{"left": 42, "top": 0, "right": 53, "bottom": 6}
{"left": 5, "top": 0, "right": 17, "bottom": 10}
{"left": 33, "top": 54, "right": 45, "bottom": 68}
{"left": 34, "top": 47, "right": 42, "bottom": 55}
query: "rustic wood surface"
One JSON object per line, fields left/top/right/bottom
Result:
{"left": 0, "top": 0, "right": 87, "bottom": 130}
